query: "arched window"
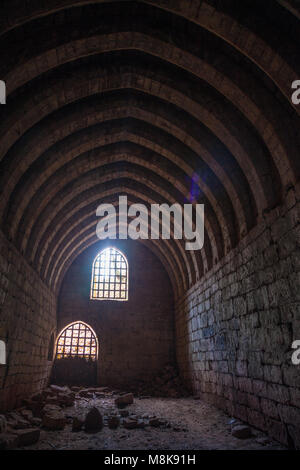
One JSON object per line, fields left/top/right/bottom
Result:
{"left": 90, "top": 247, "right": 128, "bottom": 301}
{"left": 55, "top": 322, "right": 98, "bottom": 361}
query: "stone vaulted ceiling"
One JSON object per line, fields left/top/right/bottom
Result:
{"left": 0, "top": 0, "right": 299, "bottom": 299}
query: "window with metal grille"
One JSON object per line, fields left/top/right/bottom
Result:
{"left": 90, "top": 247, "right": 128, "bottom": 301}
{"left": 55, "top": 322, "right": 98, "bottom": 360}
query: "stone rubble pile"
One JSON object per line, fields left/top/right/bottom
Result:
{"left": 228, "top": 418, "right": 253, "bottom": 439}
{"left": 126, "top": 365, "right": 190, "bottom": 398}
{"left": 0, "top": 385, "right": 76, "bottom": 449}
{"left": 0, "top": 383, "right": 176, "bottom": 448}
{"left": 0, "top": 382, "right": 275, "bottom": 450}
{"left": 115, "top": 392, "right": 134, "bottom": 407}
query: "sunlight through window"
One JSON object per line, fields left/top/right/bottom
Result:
{"left": 90, "top": 247, "right": 128, "bottom": 301}
{"left": 55, "top": 322, "right": 98, "bottom": 360}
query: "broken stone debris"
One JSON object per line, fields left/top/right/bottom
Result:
{"left": 231, "top": 424, "right": 252, "bottom": 439}
{"left": 72, "top": 416, "right": 84, "bottom": 432}
{"left": 115, "top": 393, "right": 134, "bottom": 408}
{"left": 0, "top": 432, "right": 19, "bottom": 450}
{"left": 107, "top": 415, "right": 120, "bottom": 429}
{"left": 0, "top": 415, "right": 7, "bottom": 433}
{"left": 126, "top": 365, "right": 189, "bottom": 398}
{"left": 0, "top": 384, "right": 173, "bottom": 449}
{"left": 84, "top": 407, "right": 103, "bottom": 433}
{"left": 42, "top": 409, "right": 66, "bottom": 431}
{"left": 12, "top": 428, "right": 40, "bottom": 446}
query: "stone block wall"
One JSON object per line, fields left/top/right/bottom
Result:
{"left": 57, "top": 239, "right": 175, "bottom": 387}
{"left": 176, "top": 186, "right": 300, "bottom": 447}
{"left": 0, "top": 230, "right": 56, "bottom": 411}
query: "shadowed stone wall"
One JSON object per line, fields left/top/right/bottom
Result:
{"left": 57, "top": 240, "right": 175, "bottom": 387}
{"left": 176, "top": 186, "right": 300, "bottom": 447}
{"left": 0, "top": 230, "right": 56, "bottom": 412}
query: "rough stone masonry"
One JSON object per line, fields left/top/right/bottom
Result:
{"left": 0, "top": 0, "right": 299, "bottom": 450}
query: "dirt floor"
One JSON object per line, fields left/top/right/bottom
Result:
{"left": 17, "top": 396, "right": 285, "bottom": 450}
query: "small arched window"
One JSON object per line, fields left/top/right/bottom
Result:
{"left": 55, "top": 322, "right": 98, "bottom": 361}
{"left": 90, "top": 247, "right": 128, "bottom": 301}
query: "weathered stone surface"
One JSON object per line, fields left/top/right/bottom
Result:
{"left": 115, "top": 393, "right": 134, "bottom": 408}
{"left": 22, "top": 399, "right": 44, "bottom": 417}
{"left": 176, "top": 199, "right": 300, "bottom": 446}
{"left": 0, "top": 1, "right": 299, "bottom": 451}
{"left": 13, "top": 428, "right": 40, "bottom": 446}
{"left": 107, "top": 415, "right": 120, "bottom": 429}
{"left": 42, "top": 411, "right": 66, "bottom": 430}
{"left": 31, "top": 393, "right": 43, "bottom": 402}
{"left": 45, "top": 396, "right": 61, "bottom": 406}
{"left": 72, "top": 416, "right": 84, "bottom": 432}
{"left": 84, "top": 407, "right": 103, "bottom": 433}
{"left": 149, "top": 417, "right": 163, "bottom": 427}
{"left": 20, "top": 409, "right": 33, "bottom": 421}
{"left": 0, "top": 415, "right": 7, "bottom": 433}
{"left": 128, "top": 365, "right": 188, "bottom": 398}
{"left": 56, "top": 243, "right": 175, "bottom": 392}
{"left": 123, "top": 418, "right": 139, "bottom": 429}
{"left": 232, "top": 425, "right": 252, "bottom": 439}
{"left": 0, "top": 433, "right": 19, "bottom": 450}
{"left": 6, "top": 412, "right": 31, "bottom": 430}
{"left": 42, "top": 404, "right": 62, "bottom": 416}
{"left": 256, "top": 436, "right": 272, "bottom": 446}
{"left": 30, "top": 417, "right": 42, "bottom": 427}
{"left": 50, "top": 384, "right": 70, "bottom": 394}
{"left": 58, "top": 392, "right": 76, "bottom": 407}
{"left": 10, "top": 417, "right": 31, "bottom": 430}
{"left": 79, "top": 389, "right": 95, "bottom": 398}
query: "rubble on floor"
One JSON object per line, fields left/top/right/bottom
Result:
{"left": 228, "top": 418, "right": 252, "bottom": 440}
{"left": 13, "top": 428, "right": 40, "bottom": 446}
{"left": 84, "top": 407, "right": 103, "bottom": 433}
{"left": 72, "top": 416, "right": 84, "bottom": 432}
{"left": 231, "top": 424, "right": 252, "bottom": 439}
{"left": 42, "top": 405, "right": 67, "bottom": 431}
{"left": 107, "top": 415, "right": 120, "bottom": 429}
{"left": 0, "top": 383, "right": 173, "bottom": 448}
{"left": 0, "top": 432, "right": 19, "bottom": 450}
{"left": 0, "top": 415, "right": 7, "bottom": 433}
{"left": 126, "top": 365, "right": 190, "bottom": 398}
{"left": 0, "top": 383, "right": 284, "bottom": 450}
{"left": 115, "top": 393, "right": 134, "bottom": 408}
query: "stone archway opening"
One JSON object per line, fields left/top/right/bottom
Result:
{"left": 51, "top": 321, "right": 98, "bottom": 386}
